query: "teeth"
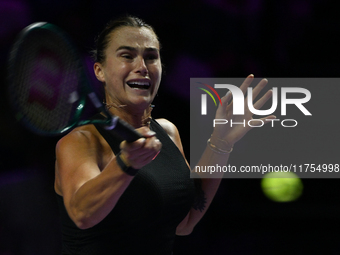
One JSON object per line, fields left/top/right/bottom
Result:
{"left": 128, "top": 81, "right": 150, "bottom": 86}
{"left": 127, "top": 80, "right": 151, "bottom": 90}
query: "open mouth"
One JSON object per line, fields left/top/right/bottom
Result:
{"left": 126, "top": 80, "right": 151, "bottom": 90}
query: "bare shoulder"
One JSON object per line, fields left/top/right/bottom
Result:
{"left": 56, "top": 124, "right": 110, "bottom": 168}
{"left": 155, "top": 118, "right": 179, "bottom": 140}
{"left": 56, "top": 125, "right": 101, "bottom": 151}
{"left": 55, "top": 125, "right": 109, "bottom": 196}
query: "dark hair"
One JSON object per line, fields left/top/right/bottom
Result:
{"left": 92, "top": 15, "right": 159, "bottom": 63}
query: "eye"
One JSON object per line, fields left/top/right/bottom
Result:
{"left": 121, "top": 54, "right": 133, "bottom": 59}
{"left": 144, "top": 53, "right": 159, "bottom": 61}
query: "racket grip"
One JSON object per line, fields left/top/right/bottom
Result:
{"left": 108, "top": 117, "right": 143, "bottom": 143}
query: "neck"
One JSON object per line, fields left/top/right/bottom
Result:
{"left": 105, "top": 102, "right": 153, "bottom": 128}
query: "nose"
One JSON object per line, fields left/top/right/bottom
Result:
{"left": 135, "top": 57, "right": 148, "bottom": 77}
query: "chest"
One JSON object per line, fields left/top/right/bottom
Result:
{"left": 94, "top": 120, "right": 196, "bottom": 229}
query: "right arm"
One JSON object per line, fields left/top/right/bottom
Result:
{"left": 55, "top": 126, "right": 161, "bottom": 229}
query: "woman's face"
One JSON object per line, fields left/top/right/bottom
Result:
{"left": 94, "top": 26, "right": 162, "bottom": 111}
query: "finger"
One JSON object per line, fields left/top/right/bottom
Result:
{"left": 222, "top": 90, "right": 232, "bottom": 105}
{"left": 128, "top": 145, "right": 161, "bottom": 168}
{"left": 127, "top": 137, "right": 162, "bottom": 161}
{"left": 135, "top": 126, "right": 156, "bottom": 138}
{"left": 139, "top": 137, "right": 161, "bottom": 157}
{"left": 147, "top": 137, "right": 162, "bottom": 152}
{"left": 217, "top": 90, "right": 232, "bottom": 113}
{"left": 239, "top": 74, "right": 254, "bottom": 95}
{"left": 120, "top": 138, "right": 146, "bottom": 152}
{"left": 250, "top": 78, "right": 268, "bottom": 101}
{"left": 121, "top": 147, "right": 153, "bottom": 169}
{"left": 252, "top": 89, "right": 273, "bottom": 110}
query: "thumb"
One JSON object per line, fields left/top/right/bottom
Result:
{"left": 135, "top": 126, "right": 156, "bottom": 138}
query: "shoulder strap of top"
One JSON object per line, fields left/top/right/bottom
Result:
{"left": 93, "top": 114, "right": 123, "bottom": 155}
{"left": 93, "top": 114, "right": 172, "bottom": 155}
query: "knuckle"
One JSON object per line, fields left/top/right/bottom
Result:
{"left": 156, "top": 140, "right": 162, "bottom": 150}
{"left": 119, "top": 141, "right": 126, "bottom": 150}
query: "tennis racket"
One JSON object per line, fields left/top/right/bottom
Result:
{"left": 7, "top": 22, "right": 142, "bottom": 142}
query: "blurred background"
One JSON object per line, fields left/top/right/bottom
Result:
{"left": 0, "top": 0, "right": 339, "bottom": 254}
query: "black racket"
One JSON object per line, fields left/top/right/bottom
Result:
{"left": 7, "top": 22, "right": 142, "bottom": 142}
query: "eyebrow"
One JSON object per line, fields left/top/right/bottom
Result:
{"left": 115, "top": 46, "right": 159, "bottom": 53}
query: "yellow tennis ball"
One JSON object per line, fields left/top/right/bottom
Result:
{"left": 261, "top": 172, "right": 303, "bottom": 202}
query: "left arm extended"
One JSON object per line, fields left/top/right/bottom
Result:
{"left": 168, "top": 75, "right": 275, "bottom": 235}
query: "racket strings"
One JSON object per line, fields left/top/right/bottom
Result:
{"left": 10, "top": 28, "right": 82, "bottom": 133}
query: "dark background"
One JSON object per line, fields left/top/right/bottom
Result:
{"left": 0, "top": 0, "right": 339, "bottom": 254}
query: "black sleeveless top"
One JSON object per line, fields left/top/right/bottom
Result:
{"left": 56, "top": 119, "right": 196, "bottom": 255}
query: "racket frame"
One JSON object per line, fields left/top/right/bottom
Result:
{"left": 8, "top": 22, "right": 142, "bottom": 142}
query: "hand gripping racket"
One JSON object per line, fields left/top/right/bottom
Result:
{"left": 7, "top": 22, "right": 142, "bottom": 142}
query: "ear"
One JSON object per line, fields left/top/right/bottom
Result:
{"left": 94, "top": 62, "right": 105, "bottom": 82}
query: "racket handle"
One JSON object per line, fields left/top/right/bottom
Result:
{"left": 106, "top": 116, "right": 143, "bottom": 143}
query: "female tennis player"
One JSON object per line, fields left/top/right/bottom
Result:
{"left": 54, "top": 15, "right": 274, "bottom": 254}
